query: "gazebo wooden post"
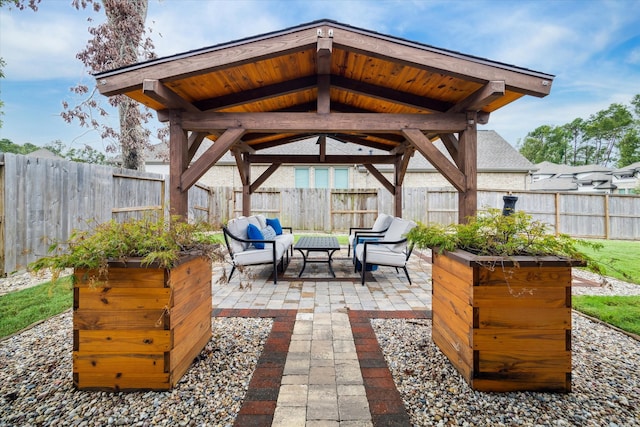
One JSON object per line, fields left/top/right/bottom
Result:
{"left": 457, "top": 112, "right": 478, "bottom": 223}
{"left": 169, "top": 110, "right": 189, "bottom": 219}
{"left": 241, "top": 153, "right": 251, "bottom": 216}
{"left": 394, "top": 154, "right": 403, "bottom": 217}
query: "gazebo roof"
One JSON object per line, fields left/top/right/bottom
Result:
{"left": 94, "top": 19, "right": 554, "bottom": 221}
{"left": 95, "top": 19, "right": 553, "bottom": 151}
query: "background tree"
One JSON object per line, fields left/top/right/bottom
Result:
{"left": 519, "top": 94, "right": 640, "bottom": 168}
{"left": 0, "top": 138, "right": 38, "bottom": 154}
{"left": 3, "top": 0, "right": 157, "bottom": 169}
{"left": 44, "top": 140, "right": 110, "bottom": 164}
{"left": 62, "top": 0, "right": 156, "bottom": 170}
{"left": 583, "top": 103, "right": 634, "bottom": 167}
{"left": 517, "top": 125, "right": 570, "bottom": 164}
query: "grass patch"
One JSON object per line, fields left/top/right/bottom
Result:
{"left": 580, "top": 240, "right": 640, "bottom": 284}
{"left": 0, "top": 277, "right": 73, "bottom": 339}
{"left": 573, "top": 295, "right": 640, "bottom": 336}
{"left": 294, "top": 234, "right": 349, "bottom": 245}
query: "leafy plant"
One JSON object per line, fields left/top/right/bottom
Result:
{"left": 29, "top": 214, "right": 225, "bottom": 284}
{"left": 407, "top": 208, "right": 604, "bottom": 274}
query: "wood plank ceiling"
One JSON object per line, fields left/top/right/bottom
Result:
{"left": 94, "top": 19, "right": 554, "bottom": 220}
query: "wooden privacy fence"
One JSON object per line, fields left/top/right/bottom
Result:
{"left": 2, "top": 152, "right": 639, "bottom": 275}
{"left": 0, "top": 154, "right": 206, "bottom": 275}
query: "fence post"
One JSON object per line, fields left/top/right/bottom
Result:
{"left": 555, "top": 192, "right": 561, "bottom": 236}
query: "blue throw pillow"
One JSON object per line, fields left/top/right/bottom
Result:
{"left": 266, "top": 218, "right": 283, "bottom": 235}
{"left": 262, "top": 225, "right": 277, "bottom": 240}
{"left": 247, "top": 223, "right": 265, "bottom": 249}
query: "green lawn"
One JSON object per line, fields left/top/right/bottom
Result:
{"left": 0, "top": 277, "right": 73, "bottom": 339}
{"left": 572, "top": 295, "right": 640, "bottom": 336}
{"left": 580, "top": 239, "right": 640, "bottom": 284}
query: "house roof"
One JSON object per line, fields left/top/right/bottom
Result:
{"left": 26, "top": 148, "right": 62, "bottom": 159}
{"left": 613, "top": 161, "right": 640, "bottom": 175}
{"left": 533, "top": 162, "right": 612, "bottom": 177}
{"left": 146, "top": 130, "right": 534, "bottom": 173}
{"left": 530, "top": 177, "right": 578, "bottom": 191}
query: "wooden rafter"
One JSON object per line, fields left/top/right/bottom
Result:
{"left": 449, "top": 81, "right": 505, "bottom": 113}
{"left": 232, "top": 149, "right": 250, "bottom": 186}
{"left": 193, "top": 76, "right": 317, "bottom": 111}
{"left": 250, "top": 163, "right": 282, "bottom": 193}
{"left": 181, "top": 127, "right": 245, "bottom": 190}
{"left": 364, "top": 164, "right": 394, "bottom": 195}
{"left": 97, "top": 28, "right": 319, "bottom": 96}
{"left": 331, "top": 27, "right": 552, "bottom": 97}
{"left": 143, "top": 79, "right": 200, "bottom": 112}
{"left": 396, "top": 148, "right": 414, "bottom": 186}
{"left": 332, "top": 76, "right": 452, "bottom": 112}
{"left": 402, "top": 128, "right": 465, "bottom": 191}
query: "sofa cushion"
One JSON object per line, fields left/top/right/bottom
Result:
{"left": 355, "top": 243, "right": 407, "bottom": 267}
{"left": 247, "top": 223, "right": 265, "bottom": 249}
{"left": 254, "top": 214, "right": 268, "bottom": 229}
{"left": 275, "top": 232, "right": 294, "bottom": 249}
{"left": 372, "top": 213, "right": 393, "bottom": 232}
{"left": 248, "top": 216, "right": 262, "bottom": 230}
{"left": 383, "top": 218, "right": 417, "bottom": 252}
{"left": 262, "top": 225, "right": 277, "bottom": 240}
{"left": 233, "top": 241, "right": 287, "bottom": 266}
{"left": 227, "top": 217, "right": 250, "bottom": 252}
{"left": 266, "top": 218, "right": 283, "bottom": 235}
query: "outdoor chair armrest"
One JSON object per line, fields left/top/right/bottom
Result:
{"left": 349, "top": 226, "right": 373, "bottom": 234}
{"left": 222, "top": 227, "right": 275, "bottom": 245}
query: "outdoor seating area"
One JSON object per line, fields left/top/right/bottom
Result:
{"left": 223, "top": 214, "right": 418, "bottom": 287}
{"left": 222, "top": 215, "right": 294, "bottom": 284}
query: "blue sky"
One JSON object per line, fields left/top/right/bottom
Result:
{"left": 1, "top": 0, "right": 639, "bottom": 153}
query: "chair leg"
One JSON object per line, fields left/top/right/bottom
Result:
{"left": 347, "top": 244, "right": 351, "bottom": 257}
{"left": 228, "top": 265, "right": 236, "bottom": 282}
{"left": 361, "top": 263, "right": 366, "bottom": 286}
{"left": 403, "top": 266, "right": 412, "bottom": 286}
{"left": 273, "top": 262, "right": 278, "bottom": 285}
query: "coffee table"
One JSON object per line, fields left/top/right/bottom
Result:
{"left": 294, "top": 236, "right": 341, "bottom": 277}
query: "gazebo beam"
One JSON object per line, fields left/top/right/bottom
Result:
{"left": 181, "top": 128, "right": 245, "bottom": 191}
{"left": 247, "top": 154, "right": 396, "bottom": 164}
{"left": 363, "top": 164, "right": 395, "bottom": 195}
{"left": 181, "top": 112, "right": 467, "bottom": 133}
{"left": 402, "top": 128, "right": 465, "bottom": 191}
{"left": 250, "top": 163, "right": 282, "bottom": 194}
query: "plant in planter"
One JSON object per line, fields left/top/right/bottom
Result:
{"left": 407, "top": 208, "right": 603, "bottom": 393}
{"left": 29, "top": 214, "right": 226, "bottom": 391}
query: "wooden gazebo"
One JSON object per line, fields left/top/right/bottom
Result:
{"left": 94, "top": 19, "right": 554, "bottom": 222}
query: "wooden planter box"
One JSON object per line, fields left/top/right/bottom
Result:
{"left": 432, "top": 249, "right": 582, "bottom": 392}
{"left": 72, "top": 255, "right": 212, "bottom": 391}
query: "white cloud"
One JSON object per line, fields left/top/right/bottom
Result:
{"left": 0, "top": 6, "right": 99, "bottom": 80}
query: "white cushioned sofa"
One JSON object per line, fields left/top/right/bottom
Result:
{"left": 354, "top": 216, "right": 417, "bottom": 286}
{"left": 222, "top": 215, "right": 294, "bottom": 284}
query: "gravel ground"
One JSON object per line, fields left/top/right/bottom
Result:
{"left": 372, "top": 315, "right": 640, "bottom": 427}
{"left": 1, "top": 268, "right": 638, "bottom": 426}
{"left": 0, "top": 314, "right": 272, "bottom": 427}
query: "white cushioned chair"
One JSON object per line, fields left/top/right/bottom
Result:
{"left": 222, "top": 214, "right": 294, "bottom": 284}
{"left": 354, "top": 217, "right": 416, "bottom": 286}
{"left": 347, "top": 213, "right": 394, "bottom": 257}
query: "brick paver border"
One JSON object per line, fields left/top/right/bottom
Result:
{"left": 214, "top": 308, "right": 432, "bottom": 426}
{"left": 349, "top": 310, "right": 432, "bottom": 426}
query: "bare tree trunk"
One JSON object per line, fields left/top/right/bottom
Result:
{"left": 105, "top": 0, "right": 149, "bottom": 170}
